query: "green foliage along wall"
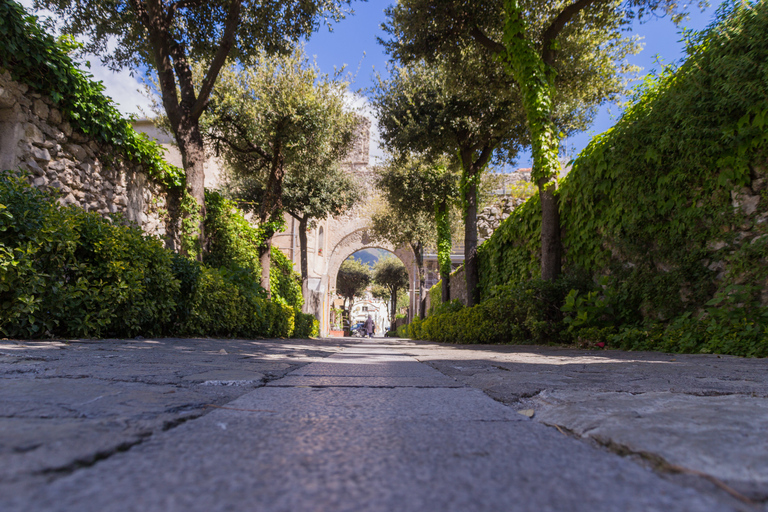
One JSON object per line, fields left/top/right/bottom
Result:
{"left": 0, "top": 172, "right": 316, "bottom": 339}
{"left": 0, "top": 0, "right": 183, "bottom": 189}
{"left": 479, "top": 1, "right": 768, "bottom": 320}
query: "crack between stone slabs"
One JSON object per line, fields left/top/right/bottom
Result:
{"left": 541, "top": 420, "right": 764, "bottom": 509}
{"left": 35, "top": 433, "right": 152, "bottom": 481}
{"left": 30, "top": 408, "right": 214, "bottom": 483}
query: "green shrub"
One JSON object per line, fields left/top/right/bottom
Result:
{"left": 414, "top": 277, "right": 592, "bottom": 345}
{"left": 266, "top": 301, "right": 295, "bottom": 338}
{"left": 270, "top": 246, "right": 303, "bottom": 310}
{"left": 396, "top": 323, "right": 409, "bottom": 338}
{"left": 180, "top": 265, "right": 261, "bottom": 337}
{"left": 612, "top": 284, "right": 768, "bottom": 357}
{"left": 427, "top": 282, "right": 442, "bottom": 315}
{"left": 0, "top": 171, "right": 179, "bottom": 338}
{"left": 0, "top": 173, "right": 305, "bottom": 340}
{"left": 204, "top": 190, "right": 263, "bottom": 275}
{"left": 293, "top": 311, "right": 319, "bottom": 338}
{"left": 407, "top": 316, "right": 423, "bottom": 339}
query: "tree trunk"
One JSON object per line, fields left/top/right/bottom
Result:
{"left": 410, "top": 241, "right": 426, "bottom": 319}
{"left": 390, "top": 287, "right": 397, "bottom": 327}
{"left": 176, "top": 119, "right": 207, "bottom": 258}
{"left": 464, "top": 175, "right": 480, "bottom": 306}
{"left": 538, "top": 178, "right": 561, "bottom": 280}
{"left": 298, "top": 216, "right": 310, "bottom": 313}
{"left": 260, "top": 238, "right": 271, "bottom": 297}
{"left": 435, "top": 201, "right": 452, "bottom": 305}
{"left": 498, "top": 3, "right": 563, "bottom": 280}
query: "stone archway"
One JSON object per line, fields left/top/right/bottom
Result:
{"left": 318, "top": 226, "right": 418, "bottom": 337}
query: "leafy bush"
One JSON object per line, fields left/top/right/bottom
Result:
{"left": 204, "top": 190, "right": 263, "bottom": 275}
{"left": 396, "top": 324, "right": 409, "bottom": 337}
{"left": 416, "top": 279, "right": 588, "bottom": 344}
{"left": 0, "top": 171, "right": 179, "bottom": 338}
{"left": 0, "top": 173, "right": 307, "bottom": 339}
{"left": 270, "top": 246, "right": 303, "bottom": 310}
{"left": 294, "top": 311, "right": 319, "bottom": 338}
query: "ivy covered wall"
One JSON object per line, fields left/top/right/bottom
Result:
{"left": 476, "top": 1, "right": 768, "bottom": 320}
{"left": 0, "top": 0, "right": 184, "bottom": 246}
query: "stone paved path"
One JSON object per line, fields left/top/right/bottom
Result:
{"left": 1, "top": 340, "right": 746, "bottom": 511}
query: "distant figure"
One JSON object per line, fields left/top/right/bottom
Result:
{"left": 363, "top": 314, "right": 375, "bottom": 338}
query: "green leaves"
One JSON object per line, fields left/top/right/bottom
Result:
{"left": 0, "top": 2, "right": 183, "bottom": 191}
{"left": 0, "top": 174, "right": 308, "bottom": 339}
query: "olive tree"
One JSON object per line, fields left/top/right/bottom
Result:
{"left": 37, "top": 0, "right": 354, "bottom": 250}
{"left": 204, "top": 48, "right": 359, "bottom": 293}
{"left": 382, "top": 0, "right": 698, "bottom": 281}
{"left": 336, "top": 258, "right": 371, "bottom": 330}
{"left": 376, "top": 154, "right": 461, "bottom": 305}
{"left": 372, "top": 256, "right": 409, "bottom": 327}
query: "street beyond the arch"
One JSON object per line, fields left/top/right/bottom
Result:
{"left": 2, "top": 336, "right": 766, "bottom": 511}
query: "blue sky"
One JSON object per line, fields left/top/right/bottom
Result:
{"left": 304, "top": 1, "right": 726, "bottom": 168}
{"left": 22, "top": 0, "right": 726, "bottom": 168}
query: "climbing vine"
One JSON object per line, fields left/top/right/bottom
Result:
{"left": 481, "top": 0, "right": 768, "bottom": 320}
{"left": 499, "top": 0, "right": 561, "bottom": 185}
{"left": 0, "top": 0, "right": 184, "bottom": 189}
{"left": 435, "top": 202, "right": 452, "bottom": 279}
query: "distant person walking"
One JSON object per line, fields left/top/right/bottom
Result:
{"left": 363, "top": 314, "right": 375, "bottom": 338}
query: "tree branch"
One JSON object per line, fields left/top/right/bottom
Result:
{"left": 541, "top": 0, "right": 605, "bottom": 66}
{"left": 207, "top": 132, "right": 270, "bottom": 162}
{"left": 128, "top": 0, "right": 149, "bottom": 25}
{"left": 468, "top": 25, "right": 506, "bottom": 55}
{"left": 170, "top": 41, "right": 197, "bottom": 109}
{"left": 143, "top": 0, "right": 182, "bottom": 130}
{"left": 192, "top": 0, "right": 242, "bottom": 120}
{"left": 165, "top": 0, "right": 205, "bottom": 25}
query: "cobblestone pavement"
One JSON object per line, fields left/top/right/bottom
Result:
{"left": 1, "top": 336, "right": 766, "bottom": 511}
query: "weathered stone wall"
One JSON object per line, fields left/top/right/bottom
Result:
{"left": 0, "top": 71, "right": 178, "bottom": 247}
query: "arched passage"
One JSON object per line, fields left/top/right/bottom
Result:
{"left": 318, "top": 227, "right": 418, "bottom": 336}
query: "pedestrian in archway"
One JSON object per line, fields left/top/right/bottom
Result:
{"left": 364, "top": 314, "right": 376, "bottom": 338}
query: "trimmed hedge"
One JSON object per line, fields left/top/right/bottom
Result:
{"left": 0, "top": 172, "right": 311, "bottom": 339}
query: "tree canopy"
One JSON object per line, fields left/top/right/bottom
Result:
{"left": 380, "top": 0, "right": 694, "bottom": 281}
{"left": 372, "top": 256, "right": 410, "bottom": 326}
{"left": 36, "top": 0, "right": 354, "bottom": 252}
{"left": 203, "top": 47, "right": 359, "bottom": 292}
{"left": 375, "top": 154, "right": 461, "bottom": 304}
{"left": 336, "top": 258, "right": 371, "bottom": 311}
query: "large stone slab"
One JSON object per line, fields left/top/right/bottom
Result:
{"left": 267, "top": 375, "right": 464, "bottom": 387}
{"left": 530, "top": 390, "right": 768, "bottom": 495}
{"left": 2, "top": 388, "right": 724, "bottom": 512}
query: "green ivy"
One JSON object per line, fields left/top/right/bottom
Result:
{"left": 0, "top": 0, "right": 184, "bottom": 189}
{"left": 418, "top": 2, "right": 768, "bottom": 356}
{"left": 270, "top": 246, "right": 304, "bottom": 310}
{"left": 434, "top": 203, "right": 452, "bottom": 278}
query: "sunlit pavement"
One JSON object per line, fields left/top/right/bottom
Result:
{"left": 1, "top": 337, "right": 765, "bottom": 511}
